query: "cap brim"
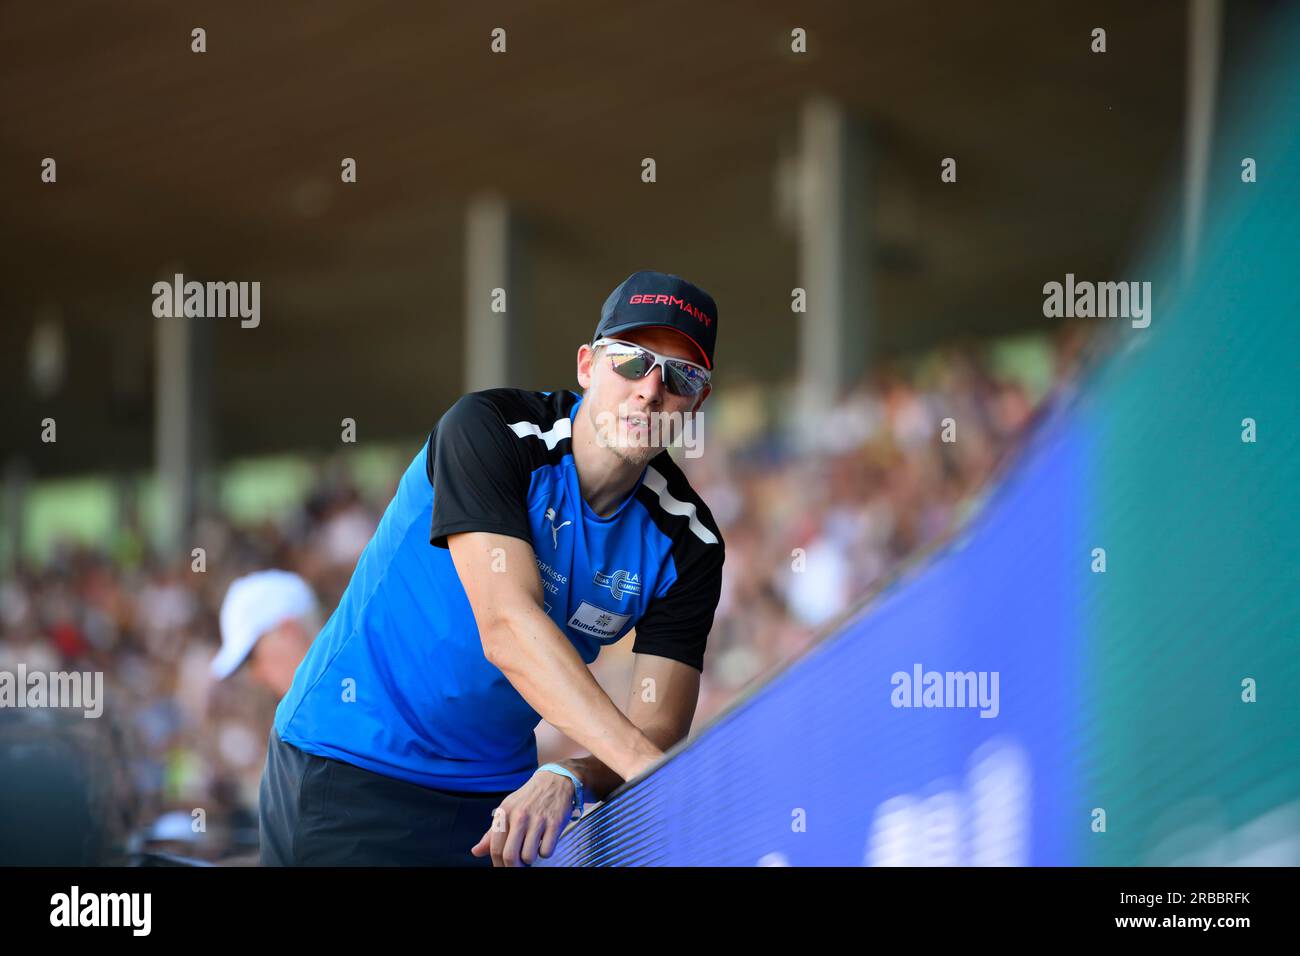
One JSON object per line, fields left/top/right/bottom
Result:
{"left": 210, "top": 635, "right": 255, "bottom": 680}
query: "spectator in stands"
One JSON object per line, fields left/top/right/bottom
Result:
{"left": 212, "top": 570, "right": 319, "bottom": 699}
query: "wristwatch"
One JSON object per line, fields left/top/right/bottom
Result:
{"left": 536, "top": 763, "right": 585, "bottom": 821}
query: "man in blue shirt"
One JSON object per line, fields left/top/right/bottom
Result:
{"left": 259, "top": 270, "right": 725, "bottom": 867}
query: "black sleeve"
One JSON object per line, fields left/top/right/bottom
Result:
{"left": 428, "top": 393, "right": 534, "bottom": 549}
{"left": 631, "top": 540, "right": 725, "bottom": 673}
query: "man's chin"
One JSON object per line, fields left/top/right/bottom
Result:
{"left": 610, "top": 442, "right": 660, "bottom": 467}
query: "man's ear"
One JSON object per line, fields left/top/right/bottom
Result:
{"left": 577, "top": 343, "right": 596, "bottom": 390}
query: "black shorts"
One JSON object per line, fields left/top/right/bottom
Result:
{"left": 258, "top": 729, "right": 514, "bottom": 866}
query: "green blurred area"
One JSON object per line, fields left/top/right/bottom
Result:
{"left": 1083, "top": 18, "right": 1300, "bottom": 863}
{"left": 4, "top": 329, "right": 1064, "bottom": 569}
{"left": 5, "top": 442, "right": 417, "bottom": 567}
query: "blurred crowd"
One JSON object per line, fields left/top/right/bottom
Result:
{"left": 0, "top": 324, "right": 1091, "bottom": 863}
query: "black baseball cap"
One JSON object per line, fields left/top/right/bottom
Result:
{"left": 593, "top": 270, "right": 718, "bottom": 369}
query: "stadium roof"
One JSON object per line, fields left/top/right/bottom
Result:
{"left": 1, "top": 1, "right": 1202, "bottom": 473}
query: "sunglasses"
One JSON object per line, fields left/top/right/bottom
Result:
{"left": 591, "top": 337, "right": 712, "bottom": 397}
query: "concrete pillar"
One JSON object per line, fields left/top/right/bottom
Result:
{"left": 464, "top": 193, "right": 530, "bottom": 391}
{"left": 2, "top": 457, "right": 31, "bottom": 570}
{"left": 154, "top": 309, "right": 213, "bottom": 556}
{"left": 796, "top": 96, "right": 873, "bottom": 427}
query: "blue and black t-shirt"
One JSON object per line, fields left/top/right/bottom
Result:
{"left": 273, "top": 387, "right": 725, "bottom": 792}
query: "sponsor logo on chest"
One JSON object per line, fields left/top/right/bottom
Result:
{"left": 593, "top": 569, "right": 642, "bottom": 601}
{"left": 566, "top": 601, "right": 631, "bottom": 641}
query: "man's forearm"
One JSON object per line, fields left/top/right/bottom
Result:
{"left": 485, "top": 604, "right": 661, "bottom": 782}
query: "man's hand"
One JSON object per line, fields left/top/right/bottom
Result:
{"left": 470, "top": 769, "right": 578, "bottom": 867}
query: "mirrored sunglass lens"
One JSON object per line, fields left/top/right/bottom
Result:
{"left": 666, "top": 362, "right": 707, "bottom": 396}
{"left": 607, "top": 348, "right": 653, "bottom": 379}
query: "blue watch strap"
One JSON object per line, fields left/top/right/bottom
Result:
{"left": 536, "top": 763, "right": 585, "bottom": 820}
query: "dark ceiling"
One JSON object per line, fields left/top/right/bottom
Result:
{"left": 2, "top": 1, "right": 1255, "bottom": 475}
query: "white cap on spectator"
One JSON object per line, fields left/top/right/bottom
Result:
{"left": 212, "top": 570, "right": 316, "bottom": 680}
{"left": 147, "top": 810, "right": 203, "bottom": 843}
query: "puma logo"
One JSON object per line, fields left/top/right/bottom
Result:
{"left": 544, "top": 507, "right": 571, "bottom": 549}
